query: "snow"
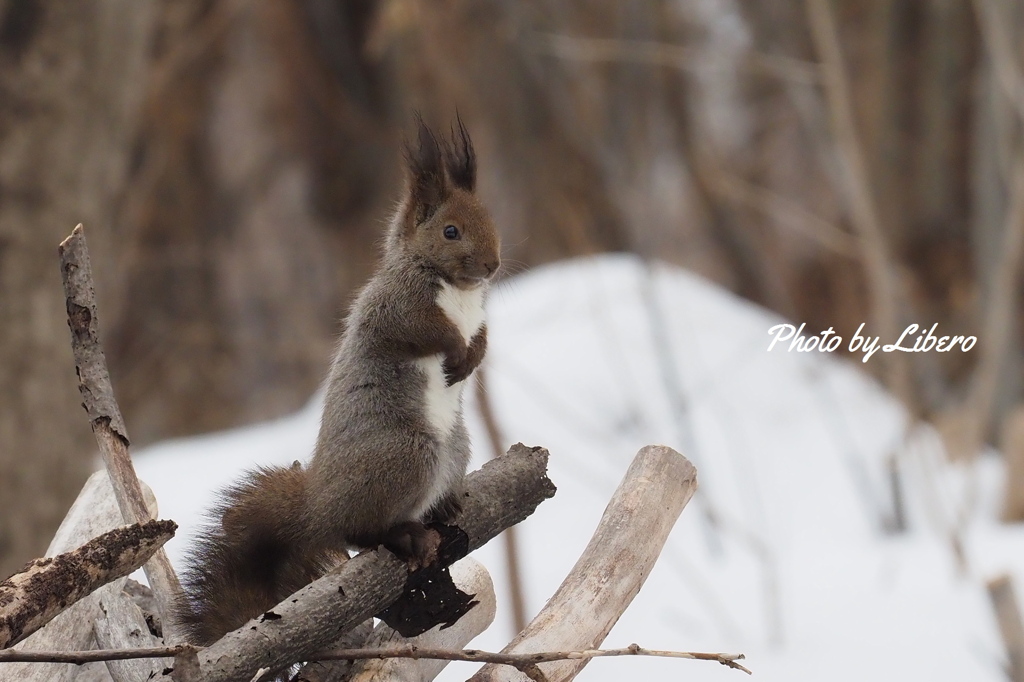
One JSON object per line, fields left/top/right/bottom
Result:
{"left": 134, "top": 254, "right": 1024, "bottom": 681}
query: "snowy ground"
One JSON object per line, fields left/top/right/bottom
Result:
{"left": 134, "top": 254, "right": 1024, "bottom": 681}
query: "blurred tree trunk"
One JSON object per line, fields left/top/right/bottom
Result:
{"left": 77, "top": 0, "right": 434, "bottom": 448}
{"left": 844, "top": 0, "right": 979, "bottom": 403}
{"left": 1002, "top": 405, "right": 1024, "bottom": 521}
{"left": 0, "top": 0, "right": 157, "bottom": 577}
{"left": 104, "top": 0, "right": 635, "bottom": 444}
{"left": 105, "top": 0, "right": 396, "bottom": 441}
{"left": 971, "top": 0, "right": 1024, "bottom": 434}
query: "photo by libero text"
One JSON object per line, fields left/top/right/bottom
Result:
{"left": 767, "top": 322, "right": 976, "bottom": 363}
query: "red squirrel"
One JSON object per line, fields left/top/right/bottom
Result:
{"left": 175, "top": 117, "right": 500, "bottom": 645}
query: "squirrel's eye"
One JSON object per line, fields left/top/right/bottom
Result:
{"left": 443, "top": 225, "right": 460, "bottom": 240}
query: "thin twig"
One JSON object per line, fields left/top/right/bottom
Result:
{"left": 987, "top": 574, "right": 1024, "bottom": 682}
{"left": 709, "top": 169, "right": 860, "bottom": 258}
{"left": 804, "top": 0, "right": 913, "bottom": 411}
{"left": 474, "top": 369, "right": 528, "bottom": 634}
{"left": 932, "top": 0, "right": 1024, "bottom": 555}
{"left": 532, "top": 32, "right": 819, "bottom": 85}
{"left": 58, "top": 224, "right": 184, "bottom": 641}
{"left": 0, "top": 644, "right": 751, "bottom": 675}
{"left": 973, "top": 0, "right": 1024, "bottom": 120}
{"left": 0, "top": 645, "right": 193, "bottom": 664}
{"left": 638, "top": 263, "right": 719, "bottom": 552}
{"left": 315, "top": 644, "right": 752, "bottom": 676}
{"left": 959, "top": 0, "right": 1024, "bottom": 461}
{"left": 147, "top": 0, "right": 254, "bottom": 100}
{"left": 804, "top": 0, "right": 920, "bottom": 563}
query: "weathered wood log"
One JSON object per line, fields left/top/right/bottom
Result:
{"left": 157, "top": 443, "right": 555, "bottom": 682}
{"left": 93, "top": 587, "right": 168, "bottom": 682}
{"left": 0, "top": 519, "right": 176, "bottom": 649}
{"left": 291, "top": 557, "right": 494, "bottom": 682}
{"left": 987, "top": 573, "right": 1024, "bottom": 682}
{"left": 469, "top": 445, "right": 697, "bottom": 682}
{"left": 0, "top": 472, "right": 155, "bottom": 682}
{"left": 345, "top": 557, "right": 497, "bottom": 682}
{"left": 59, "top": 224, "right": 183, "bottom": 637}
{"left": 291, "top": 621, "right": 376, "bottom": 682}
{"left": 70, "top": 662, "right": 115, "bottom": 682}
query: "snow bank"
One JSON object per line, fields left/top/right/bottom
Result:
{"left": 135, "top": 254, "right": 1024, "bottom": 681}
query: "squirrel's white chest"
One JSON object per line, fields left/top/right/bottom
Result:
{"left": 435, "top": 282, "right": 486, "bottom": 343}
{"left": 415, "top": 282, "right": 485, "bottom": 438}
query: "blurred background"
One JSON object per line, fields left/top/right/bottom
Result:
{"left": 2, "top": 0, "right": 1024, "bottom": 671}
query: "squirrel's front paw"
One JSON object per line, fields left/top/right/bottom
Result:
{"left": 443, "top": 331, "right": 485, "bottom": 386}
{"left": 443, "top": 356, "right": 473, "bottom": 386}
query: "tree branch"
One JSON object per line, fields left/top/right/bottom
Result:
{"left": 804, "top": 0, "right": 913, "bottom": 412}
{"left": 0, "top": 644, "right": 750, "bottom": 676}
{"left": 57, "top": 223, "right": 184, "bottom": 639}
{"left": 987, "top": 574, "right": 1024, "bottom": 682}
{"left": 0, "top": 520, "right": 176, "bottom": 649}
{"left": 953, "top": 0, "right": 1024, "bottom": 461}
{"left": 154, "top": 444, "right": 555, "bottom": 682}
{"left": 0, "top": 472, "right": 157, "bottom": 682}
{"left": 470, "top": 445, "right": 697, "bottom": 682}
{"left": 333, "top": 556, "right": 496, "bottom": 682}
{"left": 708, "top": 169, "right": 860, "bottom": 258}
{"left": 531, "top": 32, "right": 819, "bottom": 86}
{"left": 475, "top": 368, "right": 528, "bottom": 633}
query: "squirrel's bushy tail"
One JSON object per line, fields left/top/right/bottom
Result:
{"left": 175, "top": 463, "right": 343, "bottom": 645}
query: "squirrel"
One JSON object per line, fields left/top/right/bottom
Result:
{"left": 175, "top": 117, "right": 501, "bottom": 646}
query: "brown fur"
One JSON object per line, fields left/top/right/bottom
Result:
{"left": 175, "top": 117, "right": 500, "bottom": 646}
{"left": 175, "top": 464, "right": 344, "bottom": 645}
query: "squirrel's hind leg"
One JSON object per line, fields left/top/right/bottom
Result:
{"left": 351, "top": 521, "right": 441, "bottom": 570}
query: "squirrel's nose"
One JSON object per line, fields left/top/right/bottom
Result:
{"left": 484, "top": 259, "right": 499, "bottom": 276}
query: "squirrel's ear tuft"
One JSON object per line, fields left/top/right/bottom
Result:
{"left": 404, "top": 114, "right": 449, "bottom": 223}
{"left": 444, "top": 113, "right": 476, "bottom": 192}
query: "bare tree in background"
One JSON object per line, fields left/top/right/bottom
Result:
{"left": 0, "top": 0, "right": 158, "bottom": 578}
{"left": 5, "top": 0, "right": 1024, "bottom": 573}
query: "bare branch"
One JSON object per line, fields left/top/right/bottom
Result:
{"left": 804, "top": 0, "right": 913, "bottom": 411}
{"left": 318, "top": 644, "right": 751, "bottom": 677}
{"left": 531, "top": 32, "right": 819, "bottom": 85}
{"left": 474, "top": 368, "right": 528, "bottom": 633}
{"left": 0, "top": 645, "right": 192, "bottom": 665}
{"left": 471, "top": 445, "right": 697, "bottom": 682}
{"left": 0, "top": 472, "right": 155, "bottom": 682}
{"left": 0, "top": 520, "right": 176, "bottom": 648}
{"left": 152, "top": 444, "right": 555, "bottom": 682}
{"left": 987, "top": 574, "right": 1024, "bottom": 682}
{"left": 973, "top": 0, "right": 1024, "bottom": 121}
{"left": 708, "top": 169, "right": 860, "bottom": 258}
{"left": 0, "top": 644, "right": 749, "bottom": 676}
{"left": 949, "top": 0, "right": 1024, "bottom": 462}
{"left": 342, "top": 557, "right": 496, "bottom": 682}
{"left": 57, "top": 223, "right": 184, "bottom": 638}
{"left": 290, "top": 620, "right": 374, "bottom": 682}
